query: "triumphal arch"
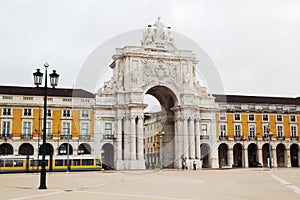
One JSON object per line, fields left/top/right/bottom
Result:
{"left": 95, "top": 18, "right": 218, "bottom": 170}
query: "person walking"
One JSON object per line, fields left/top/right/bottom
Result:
{"left": 193, "top": 160, "right": 197, "bottom": 170}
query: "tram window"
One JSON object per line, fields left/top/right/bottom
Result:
{"left": 0, "top": 160, "right": 4, "bottom": 167}
{"left": 82, "top": 159, "right": 94, "bottom": 165}
{"left": 96, "top": 159, "right": 101, "bottom": 165}
{"left": 55, "top": 160, "right": 64, "bottom": 166}
{"left": 64, "top": 159, "right": 71, "bottom": 166}
{"left": 5, "top": 160, "right": 13, "bottom": 167}
{"left": 73, "top": 159, "right": 80, "bottom": 166}
{"left": 15, "top": 160, "right": 23, "bottom": 167}
{"left": 30, "top": 160, "right": 39, "bottom": 166}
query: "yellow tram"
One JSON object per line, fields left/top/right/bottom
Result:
{"left": 0, "top": 155, "right": 102, "bottom": 173}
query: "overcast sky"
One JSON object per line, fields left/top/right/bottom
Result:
{"left": 1, "top": 0, "right": 299, "bottom": 97}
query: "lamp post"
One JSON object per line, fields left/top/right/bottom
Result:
{"left": 33, "top": 63, "right": 59, "bottom": 190}
{"left": 159, "top": 131, "right": 165, "bottom": 170}
{"left": 266, "top": 126, "right": 273, "bottom": 169}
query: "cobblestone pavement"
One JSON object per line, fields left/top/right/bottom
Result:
{"left": 0, "top": 168, "right": 300, "bottom": 200}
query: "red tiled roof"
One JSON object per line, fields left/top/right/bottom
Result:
{"left": 213, "top": 94, "right": 300, "bottom": 105}
{"left": 0, "top": 85, "right": 95, "bottom": 98}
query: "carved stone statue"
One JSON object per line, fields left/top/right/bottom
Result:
{"left": 154, "top": 16, "right": 166, "bottom": 40}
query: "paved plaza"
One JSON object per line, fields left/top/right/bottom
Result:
{"left": 0, "top": 168, "right": 300, "bottom": 200}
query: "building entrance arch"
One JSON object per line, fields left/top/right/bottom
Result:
{"left": 276, "top": 143, "right": 285, "bottom": 167}
{"left": 290, "top": 144, "right": 299, "bottom": 167}
{"left": 233, "top": 143, "right": 243, "bottom": 167}
{"left": 19, "top": 143, "right": 34, "bottom": 155}
{"left": 101, "top": 143, "right": 114, "bottom": 169}
{"left": 0, "top": 143, "right": 13, "bottom": 155}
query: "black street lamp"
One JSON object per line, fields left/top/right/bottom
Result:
{"left": 33, "top": 63, "right": 59, "bottom": 190}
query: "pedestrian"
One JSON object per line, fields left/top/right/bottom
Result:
{"left": 193, "top": 160, "right": 197, "bottom": 170}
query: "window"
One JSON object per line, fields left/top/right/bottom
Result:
{"left": 45, "top": 121, "right": 51, "bottom": 138}
{"left": 201, "top": 124, "right": 207, "bottom": 135}
{"left": 46, "top": 109, "right": 51, "bottom": 117}
{"left": 22, "top": 121, "right": 32, "bottom": 138}
{"left": 105, "top": 123, "right": 112, "bottom": 136}
{"left": 263, "top": 115, "right": 268, "bottom": 121}
{"left": 263, "top": 125, "right": 270, "bottom": 138}
{"left": 220, "top": 125, "right": 227, "bottom": 136}
{"left": 234, "top": 114, "right": 241, "bottom": 121}
{"left": 63, "top": 110, "right": 71, "bottom": 117}
{"left": 234, "top": 125, "right": 241, "bottom": 137}
{"left": 2, "top": 121, "right": 11, "bottom": 137}
{"left": 81, "top": 122, "right": 89, "bottom": 138}
{"left": 291, "top": 126, "right": 297, "bottom": 137}
{"left": 62, "top": 122, "right": 71, "bottom": 137}
{"left": 248, "top": 114, "right": 255, "bottom": 121}
{"left": 249, "top": 125, "right": 256, "bottom": 137}
{"left": 277, "top": 115, "right": 282, "bottom": 122}
{"left": 24, "top": 108, "right": 32, "bottom": 116}
{"left": 2, "top": 108, "right": 11, "bottom": 115}
{"left": 219, "top": 114, "right": 226, "bottom": 121}
{"left": 290, "top": 115, "right": 296, "bottom": 122}
{"left": 81, "top": 110, "right": 89, "bottom": 118}
{"left": 277, "top": 126, "right": 283, "bottom": 137}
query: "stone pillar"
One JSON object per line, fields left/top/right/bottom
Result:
{"left": 189, "top": 118, "right": 195, "bottom": 159}
{"left": 286, "top": 149, "right": 291, "bottom": 167}
{"left": 174, "top": 117, "right": 180, "bottom": 168}
{"left": 130, "top": 116, "right": 136, "bottom": 160}
{"left": 195, "top": 119, "right": 201, "bottom": 159}
{"left": 137, "top": 116, "right": 144, "bottom": 160}
{"left": 93, "top": 115, "right": 102, "bottom": 156}
{"left": 124, "top": 116, "right": 130, "bottom": 160}
{"left": 272, "top": 148, "right": 277, "bottom": 167}
{"left": 116, "top": 117, "right": 123, "bottom": 161}
{"left": 244, "top": 148, "right": 249, "bottom": 168}
{"left": 183, "top": 117, "right": 189, "bottom": 159}
{"left": 228, "top": 148, "right": 233, "bottom": 167}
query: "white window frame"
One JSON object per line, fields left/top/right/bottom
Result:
{"left": 62, "top": 121, "right": 71, "bottom": 137}
{"left": 201, "top": 124, "right": 208, "bottom": 136}
{"left": 220, "top": 124, "right": 227, "bottom": 136}
{"left": 234, "top": 114, "right": 241, "bottom": 121}
{"left": 104, "top": 123, "right": 112, "bottom": 136}
{"left": 234, "top": 124, "right": 241, "bottom": 137}
{"left": 291, "top": 126, "right": 297, "bottom": 137}
{"left": 276, "top": 115, "right": 282, "bottom": 122}
{"left": 23, "top": 108, "right": 32, "bottom": 116}
{"left": 80, "top": 122, "right": 89, "bottom": 138}
{"left": 248, "top": 114, "right": 255, "bottom": 121}
{"left": 277, "top": 125, "right": 283, "bottom": 137}
{"left": 44, "top": 121, "right": 52, "bottom": 138}
{"left": 249, "top": 125, "right": 256, "bottom": 137}
{"left": 219, "top": 114, "right": 226, "bottom": 121}
{"left": 262, "top": 114, "right": 269, "bottom": 121}
{"left": 2, "top": 120, "right": 11, "bottom": 137}
{"left": 290, "top": 115, "right": 296, "bottom": 122}
{"left": 62, "top": 109, "right": 71, "bottom": 117}
{"left": 81, "top": 110, "right": 89, "bottom": 118}
{"left": 22, "top": 121, "right": 32, "bottom": 138}
{"left": 2, "top": 108, "right": 11, "bottom": 116}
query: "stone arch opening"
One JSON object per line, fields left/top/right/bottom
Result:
{"left": 78, "top": 143, "right": 91, "bottom": 155}
{"left": 0, "top": 143, "right": 13, "bottom": 155}
{"left": 101, "top": 143, "right": 114, "bottom": 169}
{"left": 200, "top": 143, "right": 210, "bottom": 168}
{"left": 276, "top": 143, "right": 285, "bottom": 167}
{"left": 19, "top": 143, "right": 34, "bottom": 155}
{"left": 290, "top": 144, "right": 299, "bottom": 167}
{"left": 58, "top": 143, "right": 73, "bottom": 155}
{"left": 39, "top": 143, "right": 54, "bottom": 155}
{"left": 144, "top": 85, "right": 178, "bottom": 169}
{"left": 233, "top": 143, "right": 243, "bottom": 168}
{"left": 248, "top": 143, "right": 258, "bottom": 167}
{"left": 218, "top": 143, "right": 228, "bottom": 168}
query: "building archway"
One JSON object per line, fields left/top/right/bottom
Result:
{"left": 233, "top": 143, "right": 243, "bottom": 167}
{"left": 218, "top": 143, "right": 228, "bottom": 168}
{"left": 0, "top": 143, "right": 13, "bottom": 155}
{"left": 276, "top": 143, "right": 285, "bottom": 167}
{"left": 200, "top": 143, "right": 210, "bottom": 168}
{"left": 290, "top": 144, "right": 299, "bottom": 167}
{"left": 248, "top": 143, "right": 258, "bottom": 167}
{"left": 262, "top": 143, "right": 272, "bottom": 167}
{"left": 101, "top": 143, "right": 114, "bottom": 169}
{"left": 39, "top": 143, "right": 54, "bottom": 155}
{"left": 78, "top": 143, "right": 91, "bottom": 155}
{"left": 58, "top": 143, "right": 73, "bottom": 155}
{"left": 19, "top": 143, "right": 34, "bottom": 155}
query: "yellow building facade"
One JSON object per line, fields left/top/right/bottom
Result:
{"left": 0, "top": 86, "right": 95, "bottom": 157}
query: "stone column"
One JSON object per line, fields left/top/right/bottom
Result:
{"left": 285, "top": 149, "right": 291, "bottom": 167}
{"left": 116, "top": 117, "right": 123, "bottom": 161}
{"left": 244, "top": 148, "right": 249, "bottom": 168}
{"left": 93, "top": 114, "right": 102, "bottom": 156}
{"left": 130, "top": 116, "right": 136, "bottom": 160}
{"left": 228, "top": 148, "right": 233, "bottom": 167}
{"left": 195, "top": 119, "right": 201, "bottom": 159}
{"left": 137, "top": 115, "right": 144, "bottom": 160}
{"left": 183, "top": 117, "right": 189, "bottom": 159}
{"left": 189, "top": 118, "right": 195, "bottom": 159}
{"left": 124, "top": 116, "right": 130, "bottom": 160}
